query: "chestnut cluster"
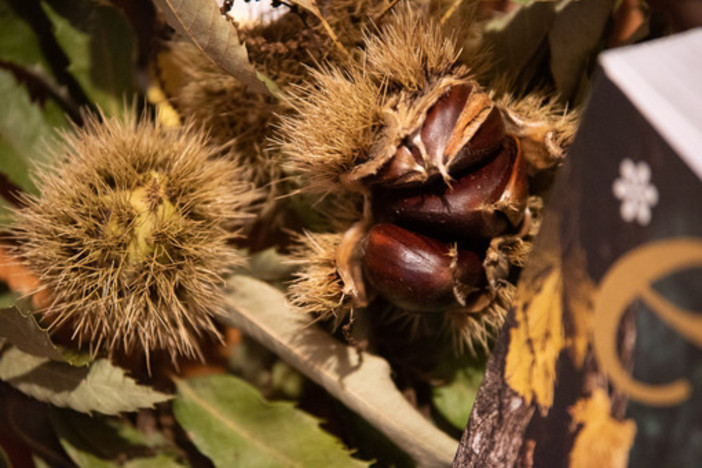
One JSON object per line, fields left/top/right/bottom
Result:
{"left": 281, "top": 7, "right": 574, "bottom": 349}
{"left": 360, "top": 83, "right": 529, "bottom": 314}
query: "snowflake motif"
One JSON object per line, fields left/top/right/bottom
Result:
{"left": 612, "top": 159, "right": 659, "bottom": 226}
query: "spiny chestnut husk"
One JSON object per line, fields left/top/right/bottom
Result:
{"left": 282, "top": 6, "right": 575, "bottom": 351}
{"left": 11, "top": 113, "right": 255, "bottom": 362}
{"left": 159, "top": 0, "right": 389, "bottom": 242}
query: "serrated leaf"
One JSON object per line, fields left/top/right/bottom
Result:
{"left": 220, "top": 275, "right": 458, "bottom": 467}
{"left": 0, "top": 68, "right": 68, "bottom": 194}
{"left": 432, "top": 365, "right": 484, "bottom": 430}
{"left": 548, "top": 0, "right": 615, "bottom": 101}
{"left": 174, "top": 374, "right": 367, "bottom": 468}
{"left": 151, "top": 0, "right": 278, "bottom": 97}
{"left": 0, "top": 307, "right": 65, "bottom": 361}
{"left": 0, "top": 347, "right": 171, "bottom": 414}
{"left": 41, "top": 0, "right": 136, "bottom": 116}
{"left": 0, "top": 296, "right": 89, "bottom": 366}
{"left": 50, "top": 409, "right": 184, "bottom": 468}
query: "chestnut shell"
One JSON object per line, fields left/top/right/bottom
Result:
{"left": 373, "top": 135, "right": 527, "bottom": 242}
{"left": 362, "top": 223, "right": 486, "bottom": 313}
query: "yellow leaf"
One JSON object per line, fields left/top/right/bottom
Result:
{"left": 569, "top": 389, "right": 636, "bottom": 468}
{"left": 563, "top": 245, "right": 596, "bottom": 368}
{"left": 504, "top": 265, "right": 564, "bottom": 410}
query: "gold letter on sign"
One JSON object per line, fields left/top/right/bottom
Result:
{"left": 594, "top": 238, "right": 702, "bottom": 406}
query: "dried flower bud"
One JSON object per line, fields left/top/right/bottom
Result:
{"left": 362, "top": 224, "right": 486, "bottom": 313}
{"left": 12, "top": 113, "right": 254, "bottom": 362}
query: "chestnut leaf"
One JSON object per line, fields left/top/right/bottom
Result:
{"left": 549, "top": 0, "right": 616, "bottom": 102}
{"left": 432, "top": 365, "right": 484, "bottom": 431}
{"left": 0, "top": 306, "right": 65, "bottom": 362}
{"left": 220, "top": 274, "right": 459, "bottom": 467}
{"left": 0, "top": 347, "right": 171, "bottom": 415}
{"left": 173, "top": 374, "right": 366, "bottom": 467}
{"left": 49, "top": 408, "right": 184, "bottom": 468}
{"left": 0, "top": 0, "right": 51, "bottom": 73}
{"left": 0, "top": 69, "right": 68, "bottom": 196}
{"left": 152, "top": 0, "right": 278, "bottom": 97}
{"left": 483, "top": 2, "right": 558, "bottom": 87}
{"left": 41, "top": 0, "right": 137, "bottom": 117}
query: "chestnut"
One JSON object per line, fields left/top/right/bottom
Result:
{"left": 362, "top": 223, "right": 486, "bottom": 313}
{"left": 422, "top": 85, "right": 506, "bottom": 176}
{"left": 373, "top": 135, "right": 527, "bottom": 242}
{"left": 352, "top": 83, "right": 506, "bottom": 189}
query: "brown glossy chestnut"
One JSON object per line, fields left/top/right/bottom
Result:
{"left": 356, "top": 83, "right": 507, "bottom": 189}
{"left": 373, "top": 135, "right": 527, "bottom": 242}
{"left": 422, "top": 85, "right": 506, "bottom": 175}
{"left": 362, "top": 223, "right": 486, "bottom": 313}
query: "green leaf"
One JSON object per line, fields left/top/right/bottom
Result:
{"left": 219, "top": 275, "right": 459, "bottom": 466}
{"left": 0, "top": 1, "right": 49, "bottom": 69}
{"left": 0, "top": 383, "right": 74, "bottom": 467}
{"left": 50, "top": 409, "right": 184, "bottom": 468}
{"left": 483, "top": 1, "right": 559, "bottom": 86}
{"left": 548, "top": 0, "right": 615, "bottom": 101}
{"left": 174, "top": 374, "right": 368, "bottom": 468}
{"left": 0, "top": 304, "right": 90, "bottom": 367}
{"left": 0, "top": 289, "right": 15, "bottom": 309}
{"left": 33, "top": 456, "right": 52, "bottom": 468}
{"left": 0, "top": 307, "right": 65, "bottom": 361}
{"left": 41, "top": 0, "right": 136, "bottom": 116}
{"left": 0, "top": 347, "right": 171, "bottom": 414}
{"left": 0, "top": 68, "right": 68, "bottom": 194}
{"left": 124, "top": 455, "right": 185, "bottom": 468}
{"left": 432, "top": 365, "right": 484, "bottom": 431}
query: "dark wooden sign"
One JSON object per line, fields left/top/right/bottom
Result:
{"left": 455, "top": 29, "right": 702, "bottom": 468}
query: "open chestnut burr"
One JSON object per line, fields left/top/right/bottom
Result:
{"left": 339, "top": 80, "right": 530, "bottom": 315}
{"left": 281, "top": 8, "right": 574, "bottom": 349}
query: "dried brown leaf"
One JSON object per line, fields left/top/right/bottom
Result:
{"left": 221, "top": 275, "right": 458, "bottom": 467}
{"left": 152, "top": 0, "right": 278, "bottom": 96}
